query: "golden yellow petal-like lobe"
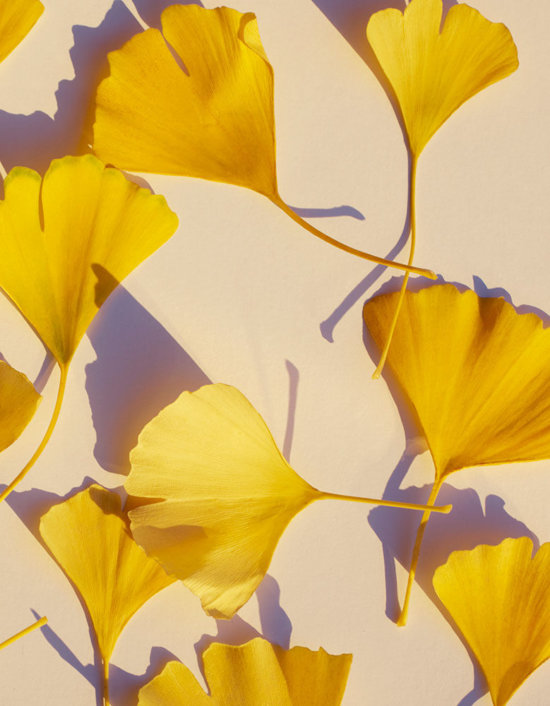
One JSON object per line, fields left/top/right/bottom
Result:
{"left": 0, "top": 360, "right": 40, "bottom": 452}
{"left": 367, "top": 0, "right": 518, "bottom": 156}
{"left": 126, "top": 383, "right": 320, "bottom": 619}
{"left": 94, "top": 5, "right": 277, "bottom": 197}
{"left": 39, "top": 485, "right": 174, "bottom": 663}
{"left": 434, "top": 538, "right": 550, "bottom": 706}
{"left": 0, "top": 0, "right": 43, "bottom": 64}
{"left": 363, "top": 284, "right": 550, "bottom": 479}
{"left": 137, "top": 661, "right": 211, "bottom": 706}
{"left": 0, "top": 155, "right": 178, "bottom": 364}
{"left": 138, "top": 638, "right": 352, "bottom": 706}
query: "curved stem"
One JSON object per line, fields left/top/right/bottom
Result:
{"left": 396, "top": 478, "right": 443, "bottom": 627}
{"left": 372, "top": 156, "right": 419, "bottom": 379}
{"left": 0, "top": 364, "right": 68, "bottom": 504}
{"left": 271, "top": 194, "right": 434, "bottom": 279}
{"left": 0, "top": 616, "right": 47, "bottom": 650}
{"left": 103, "top": 659, "right": 110, "bottom": 706}
{"left": 319, "top": 490, "right": 450, "bottom": 514}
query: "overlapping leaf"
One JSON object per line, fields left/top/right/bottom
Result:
{"left": 434, "top": 538, "right": 550, "bottom": 705}
{"left": 137, "top": 638, "right": 352, "bottom": 706}
{"left": 364, "top": 283, "right": 550, "bottom": 479}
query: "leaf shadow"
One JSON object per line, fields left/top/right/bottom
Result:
{"left": 369, "top": 482, "right": 538, "bottom": 705}
{"left": 86, "top": 274, "right": 210, "bottom": 475}
{"left": 0, "top": 0, "right": 142, "bottom": 175}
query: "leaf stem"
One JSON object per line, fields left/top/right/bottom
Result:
{"left": 0, "top": 364, "right": 68, "bottom": 504}
{"left": 103, "top": 659, "right": 110, "bottom": 706}
{"left": 0, "top": 616, "right": 47, "bottom": 650}
{"left": 396, "top": 478, "right": 443, "bottom": 627}
{"left": 319, "top": 490, "right": 450, "bottom": 514}
{"left": 372, "top": 155, "right": 418, "bottom": 379}
{"left": 271, "top": 194, "right": 434, "bottom": 279}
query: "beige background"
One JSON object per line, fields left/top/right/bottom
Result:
{"left": 1, "top": 0, "right": 549, "bottom": 704}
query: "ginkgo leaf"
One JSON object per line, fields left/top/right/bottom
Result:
{"left": 137, "top": 637, "right": 352, "bottom": 706}
{"left": 367, "top": 0, "right": 518, "bottom": 158}
{"left": 92, "top": 4, "right": 433, "bottom": 278}
{"left": 363, "top": 283, "right": 550, "bottom": 625}
{"left": 0, "top": 0, "right": 43, "bottom": 65}
{"left": 364, "top": 283, "right": 550, "bottom": 479}
{"left": 39, "top": 485, "right": 174, "bottom": 703}
{"left": 95, "top": 4, "right": 276, "bottom": 197}
{"left": 126, "top": 383, "right": 451, "bottom": 619}
{"left": 0, "top": 360, "right": 40, "bottom": 453}
{"left": 0, "top": 154, "right": 178, "bottom": 367}
{"left": 366, "top": 0, "right": 518, "bottom": 379}
{"left": 434, "top": 538, "right": 550, "bottom": 706}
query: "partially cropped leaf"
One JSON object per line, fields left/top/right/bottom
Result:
{"left": 0, "top": 154, "right": 178, "bottom": 366}
{"left": 367, "top": 0, "right": 518, "bottom": 157}
{"left": 138, "top": 638, "right": 352, "bottom": 706}
{"left": 39, "top": 485, "right": 174, "bottom": 665}
{"left": 0, "top": 360, "right": 40, "bottom": 452}
{"left": 434, "top": 538, "right": 550, "bottom": 706}
{"left": 0, "top": 0, "right": 43, "bottom": 64}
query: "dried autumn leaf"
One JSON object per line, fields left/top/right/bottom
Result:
{"left": 92, "top": 3, "right": 433, "bottom": 278}
{"left": 363, "top": 283, "right": 550, "bottom": 624}
{"left": 126, "top": 383, "right": 450, "bottom": 619}
{"left": 137, "top": 637, "right": 352, "bottom": 706}
{"left": 366, "top": 0, "right": 518, "bottom": 377}
{"left": 0, "top": 154, "right": 178, "bottom": 504}
{"left": 367, "top": 0, "right": 518, "bottom": 158}
{"left": 434, "top": 538, "right": 550, "bottom": 706}
{"left": 0, "top": 0, "right": 43, "bottom": 64}
{"left": 0, "top": 360, "right": 40, "bottom": 453}
{"left": 40, "top": 485, "right": 174, "bottom": 705}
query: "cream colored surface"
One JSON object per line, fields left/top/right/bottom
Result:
{"left": 1, "top": 1, "right": 549, "bottom": 704}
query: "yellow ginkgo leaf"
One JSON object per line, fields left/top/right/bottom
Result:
{"left": 434, "top": 538, "right": 550, "bottom": 706}
{"left": 0, "top": 154, "right": 178, "bottom": 506}
{"left": 367, "top": 0, "right": 518, "bottom": 158}
{"left": 366, "top": 0, "right": 518, "bottom": 378}
{"left": 126, "top": 383, "right": 451, "bottom": 619}
{"left": 0, "top": 0, "right": 43, "bottom": 65}
{"left": 0, "top": 360, "right": 40, "bottom": 453}
{"left": 40, "top": 485, "right": 174, "bottom": 706}
{"left": 363, "top": 283, "right": 550, "bottom": 625}
{"left": 0, "top": 154, "right": 178, "bottom": 367}
{"left": 138, "top": 637, "right": 352, "bottom": 706}
{"left": 92, "top": 3, "right": 433, "bottom": 278}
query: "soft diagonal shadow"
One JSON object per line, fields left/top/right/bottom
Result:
{"left": 86, "top": 282, "right": 210, "bottom": 475}
{"left": 0, "top": 0, "right": 141, "bottom": 174}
